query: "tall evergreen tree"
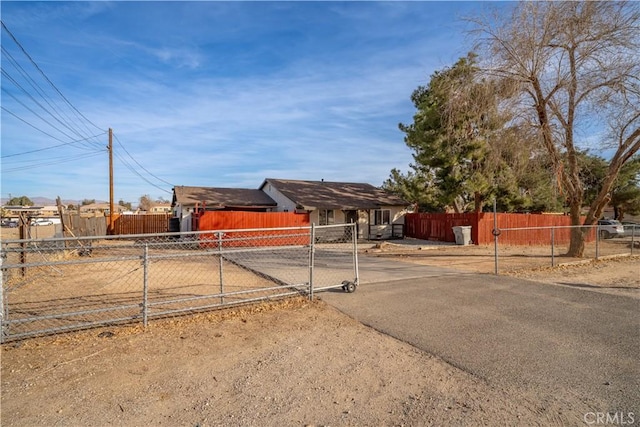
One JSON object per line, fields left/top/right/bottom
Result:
{"left": 382, "top": 167, "right": 439, "bottom": 211}
{"left": 611, "top": 157, "right": 640, "bottom": 220}
{"left": 396, "top": 54, "right": 558, "bottom": 213}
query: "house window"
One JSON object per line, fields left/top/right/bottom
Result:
{"left": 374, "top": 209, "right": 390, "bottom": 225}
{"left": 319, "top": 209, "right": 334, "bottom": 225}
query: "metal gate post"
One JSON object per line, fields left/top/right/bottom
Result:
{"left": 595, "top": 225, "right": 600, "bottom": 260}
{"left": 493, "top": 199, "right": 499, "bottom": 275}
{"left": 351, "top": 223, "right": 359, "bottom": 286}
{"left": 308, "top": 224, "right": 315, "bottom": 301}
{"left": 0, "top": 252, "right": 5, "bottom": 344}
{"left": 142, "top": 244, "right": 149, "bottom": 327}
{"left": 218, "top": 232, "right": 224, "bottom": 304}
{"left": 551, "top": 227, "right": 555, "bottom": 267}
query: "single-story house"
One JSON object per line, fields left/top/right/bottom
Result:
{"left": 259, "top": 178, "right": 409, "bottom": 239}
{"left": 2, "top": 205, "right": 44, "bottom": 217}
{"left": 79, "top": 203, "right": 126, "bottom": 216}
{"left": 171, "top": 179, "right": 409, "bottom": 238}
{"left": 172, "top": 185, "right": 277, "bottom": 232}
{"left": 147, "top": 202, "right": 172, "bottom": 214}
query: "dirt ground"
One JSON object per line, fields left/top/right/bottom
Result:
{"left": 1, "top": 244, "right": 638, "bottom": 426}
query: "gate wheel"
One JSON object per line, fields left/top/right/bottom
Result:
{"left": 343, "top": 281, "right": 356, "bottom": 293}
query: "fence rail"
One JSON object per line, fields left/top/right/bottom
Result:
{"left": 0, "top": 224, "right": 359, "bottom": 342}
{"left": 493, "top": 224, "right": 638, "bottom": 274}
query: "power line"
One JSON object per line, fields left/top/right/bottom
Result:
{"left": 2, "top": 151, "right": 104, "bottom": 173}
{"left": 1, "top": 46, "right": 103, "bottom": 151}
{"left": 1, "top": 86, "right": 100, "bottom": 149}
{"left": 1, "top": 20, "right": 103, "bottom": 133}
{"left": 113, "top": 133, "right": 175, "bottom": 187}
{"left": 1, "top": 105, "right": 85, "bottom": 147}
{"left": 1, "top": 20, "right": 107, "bottom": 170}
{"left": 3, "top": 150, "right": 103, "bottom": 165}
{"left": 113, "top": 150, "right": 172, "bottom": 194}
{"left": 0, "top": 21, "right": 112, "bottom": 183}
{"left": 0, "top": 125, "right": 106, "bottom": 158}
{"left": 1, "top": 21, "right": 173, "bottom": 199}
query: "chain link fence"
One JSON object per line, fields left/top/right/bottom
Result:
{"left": 493, "top": 224, "right": 638, "bottom": 274}
{"left": 0, "top": 223, "right": 359, "bottom": 342}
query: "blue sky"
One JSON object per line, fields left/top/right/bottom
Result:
{"left": 1, "top": 1, "right": 490, "bottom": 204}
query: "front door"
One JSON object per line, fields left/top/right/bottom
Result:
{"left": 344, "top": 210, "right": 359, "bottom": 239}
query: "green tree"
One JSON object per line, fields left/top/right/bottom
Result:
{"left": 118, "top": 199, "right": 132, "bottom": 210}
{"left": 472, "top": 1, "right": 640, "bottom": 256}
{"left": 398, "top": 54, "right": 557, "bottom": 213}
{"left": 578, "top": 153, "right": 610, "bottom": 208}
{"left": 7, "top": 196, "right": 33, "bottom": 206}
{"left": 399, "top": 54, "right": 496, "bottom": 212}
{"left": 382, "top": 167, "right": 439, "bottom": 211}
{"left": 611, "top": 157, "right": 640, "bottom": 220}
{"left": 81, "top": 199, "right": 96, "bottom": 206}
{"left": 517, "top": 154, "right": 565, "bottom": 213}
{"left": 579, "top": 154, "right": 640, "bottom": 220}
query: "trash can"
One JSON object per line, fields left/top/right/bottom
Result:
{"left": 168, "top": 217, "right": 180, "bottom": 232}
{"left": 452, "top": 226, "right": 472, "bottom": 245}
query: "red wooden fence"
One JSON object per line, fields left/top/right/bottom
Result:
{"left": 404, "top": 213, "right": 475, "bottom": 242}
{"left": 197, "top": 211, "right": 311, "bottom": 247}
{"left": 405, "top": 212, "right": 592, "bottom": 245}
{"left": 109, "top": 213, "right": 172, "bottom": 235}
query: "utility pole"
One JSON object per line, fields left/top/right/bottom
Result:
{"left": 108, "top": 128, "right": 114, "bottom": 235}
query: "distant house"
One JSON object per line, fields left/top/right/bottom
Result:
{"left": 172, "top": 186, "right": 277, "bottom": 232}
{"left": 259, "top": 179, "right": 409, "bottom": 239}
{"left": 1, "top": 205, "right": 44, "bottom": 220}
{"left": 79, "top": 203, "right": 125, "bottom": 216}
{"left": 2, "top": 205, "right": 64, "bottom": 221}
{"left": 40, "top": 205, "right": 62, "bottom": 217}
{"left": 148, "top": 202, "right": 172, "bottom": 214}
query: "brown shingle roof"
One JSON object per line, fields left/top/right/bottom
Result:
{"left": 172, "top": 186, "right": 277, "bottom": 209}
{"left": 261, "top": 178, "right": 409, "bottom": 210}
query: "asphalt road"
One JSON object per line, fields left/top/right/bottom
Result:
{"left": 320, "top": 256, "right": 640, "bottom": 415}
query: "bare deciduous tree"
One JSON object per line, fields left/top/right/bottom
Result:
{"left": 471, "top": 1, "right": 640, "bottom": 256}
{"left": 138, "top": 194, "right": 153, "bottom": 212}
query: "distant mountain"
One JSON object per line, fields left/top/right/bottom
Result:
{"left": 29, "top": 197, "right": 61, "bottom": 206}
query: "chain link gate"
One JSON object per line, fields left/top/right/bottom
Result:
{"left": 1, "top": 223, "right": 359, "bottom": 342}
